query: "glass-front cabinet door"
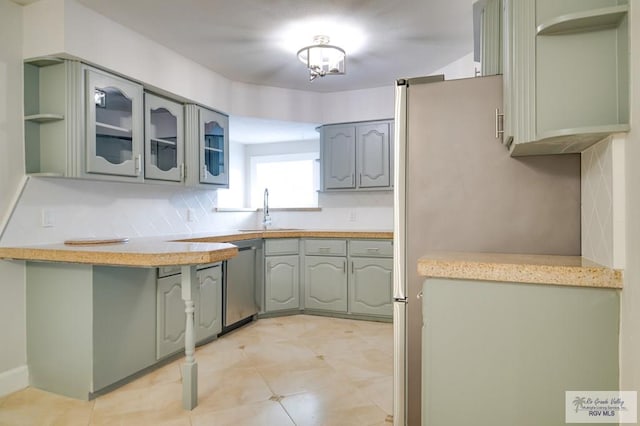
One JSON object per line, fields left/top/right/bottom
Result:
{"left": 85, "top": 68, "right": 143, "bottom": 179}
{"left": 199, "top": 108, "right": 229, "bottom": 186}
{"left": 144, "top": 93, "right": 184, "bottom": 182}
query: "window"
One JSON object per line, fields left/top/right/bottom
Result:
{"left": 249, "top": 153, "right": 319, "bottom": 208}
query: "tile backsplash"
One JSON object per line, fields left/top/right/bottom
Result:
{"left": 0, "top": 178, "right": 393, "bottom": 246}
{"left": 581, "top": 135, "right": 626, "bottom": 268}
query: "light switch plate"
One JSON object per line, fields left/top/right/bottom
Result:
{"left": 41, "top": 209, "right": 55, "bottom": 227}
{"left": 187, "top": 208, "right": 195, "bottom": 222}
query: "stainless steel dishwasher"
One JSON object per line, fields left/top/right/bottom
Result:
{"left": 223, "top": 238, "right": 263, "bottom": 332}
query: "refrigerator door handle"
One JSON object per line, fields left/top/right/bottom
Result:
{"left": 393, "top": 80, "right": 408, "bottom": 301}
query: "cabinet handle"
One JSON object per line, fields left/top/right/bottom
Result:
{"left": 180, "top": 163, "right": 185, "bottom": 180}
{"left": 201, "top": 165, "right": 206, "bottom": 181}
{"left": 351, "top": 261, "right": 354, "bottom": 274}
{"left": 135, "top": 155, "right": 141, "bottom": 176}
{"left": 343, "top": 261, "right": 346, "bottom": 274}
{"left": 319, "top": 247, "right": 330, "bottom": 253}
{"left": 495, "top": 108, "right": 504, "bottom": 139}
{"left": 359, "top": 173, "right": 362, "bottom": 185}
{"left": 366, "top": 248, "right": 380, "bottom": 253}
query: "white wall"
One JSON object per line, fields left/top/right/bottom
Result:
{"left": 0, "top": 0, "right": 28, "bottom": 396}
{"left": 432, "top": 51, "right": 476, "bottom": 80}
{"left": 0, "top": 178, "right": 260, "bottom": 246}
{"left": 620, "top": 1, "right": 640, "bottom": 399}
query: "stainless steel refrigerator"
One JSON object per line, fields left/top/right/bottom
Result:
{"left": 392, "top": 75, "right": 581, "bottom": 425}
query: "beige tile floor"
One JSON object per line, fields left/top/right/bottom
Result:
{"left": 0, "top": 315, "right": 393, "bottom": 426}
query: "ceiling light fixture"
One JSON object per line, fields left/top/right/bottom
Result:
{"left": 297, "top": 35, "right": 346, "bottom": 81}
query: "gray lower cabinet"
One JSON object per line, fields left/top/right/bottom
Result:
{"left": 264, "top": 239, "right": 299, "bottom": 313}
{"left": 26, "top": 262, "right": 156, "bottom": 400}
{"left": 347, "top": 239, "right": 393, "bottom": 317}
{"left": 301, "top": 238, "right": 392, "bottom": 317}
{"left": 304, "top": 255, "right": 348, "bottom": 313}
{"left": 349, "top": 258, "right": 393, "bottom": 317}
{"left": 156, "top": 263, "right": 222, "bottom": 359}
{"left": 196, "top": 265, "right": 223, "bottom": 340}
{"left": 265, "top": 255, "right": 300, "bottom": 312}
{"left": 422, "top": 277, "right": 619, "bottom": 425}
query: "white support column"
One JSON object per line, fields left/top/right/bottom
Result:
{"left": 180, "top": 265, "right": 198, "bottom": 410}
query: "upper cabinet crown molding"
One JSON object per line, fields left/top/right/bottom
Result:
{"left": 502, "top": 0, "right": 629, "bottom": 156}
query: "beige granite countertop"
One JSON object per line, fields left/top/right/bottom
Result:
{"left": 0, "top": 229, "right": 393, "bottom": 267}
{"left": 177, "top": 229, "right": 393, "bottom": 243}
{"left": 417, "top": 252, "right": 622, "bottom": 289}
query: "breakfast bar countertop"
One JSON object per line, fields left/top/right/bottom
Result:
{"left": 417, "top": 251, "right": 623, "bottom": 289}
{"left": 0, "top": 229, "right": 393, "bottom": 267}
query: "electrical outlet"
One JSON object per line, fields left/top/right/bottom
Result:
{"left": 187, "top": 208, "right": 196, "bottom": 222}
{"left": 41, "top": 209, "right": 55, "bottom": 228}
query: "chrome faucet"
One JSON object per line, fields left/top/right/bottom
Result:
{"left": 262, "top": 188, "right": 272, "bottom": 229}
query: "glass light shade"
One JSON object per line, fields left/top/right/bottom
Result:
{"left": 297, "top": 36, "right": 346, "bottom": 80}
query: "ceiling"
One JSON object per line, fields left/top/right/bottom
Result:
{"left": 14, "top": 0, "right": 477, "bottom": 142}
{"left": 71, "top": 0, "right": 475, "bottom": 93}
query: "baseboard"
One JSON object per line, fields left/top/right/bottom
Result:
{"left": 0, "top": 365, "right": 28, "bottom": 398}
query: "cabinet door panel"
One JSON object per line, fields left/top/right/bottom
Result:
{"left": 349, "top": 258, "right": 393, "bottom": 317}
{"left": 304, "top": 256, "right": 347, "bottom": 312}
{"left": 199, "top": 108, "right": 229, "bottom": 186}
{"left": 196, "top": 265, "right": 222, "bottom": 342}
{"left": 323, "top": 126, "right": 356, "bottom": 189}
{"left": 265, "top": 255, "right": 300, "bottom": 312}
{"left": 85, "top": 68, "right": 143, "bottom": 178}
{"left": 156, "top": 275, "right": 186, "bottom": 359}
{"left": 145, "top": 93, "right": 184, "bottom": 182}
{"left": 357, "top": 122, "right": 390, "bottom": 188}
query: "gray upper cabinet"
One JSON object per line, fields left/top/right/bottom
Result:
{"left": 357, "top": 122, "right": 391, "bottom": 188}
{"left": 322, "top": 125, "right": 356, "bottom": 189}
{"left": 23, "top": 58, "right": 231, "bottom": 189}
{"left": 85, "top": 67, "right": 144, "bottom": 180}
{"left": 185, "top": 105, "right": 229, "bottom": 187}
{"left": 503, "top": 0, "right": 629, "bottom": 156}
{"left": 144, "top": 92, "right": 184, "bottom": 182}
{"left": 320, "top": 120, "right": 393, "bottom": 191}
{"left": 24, "top": 58, "right": 74, "bottom": 176}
